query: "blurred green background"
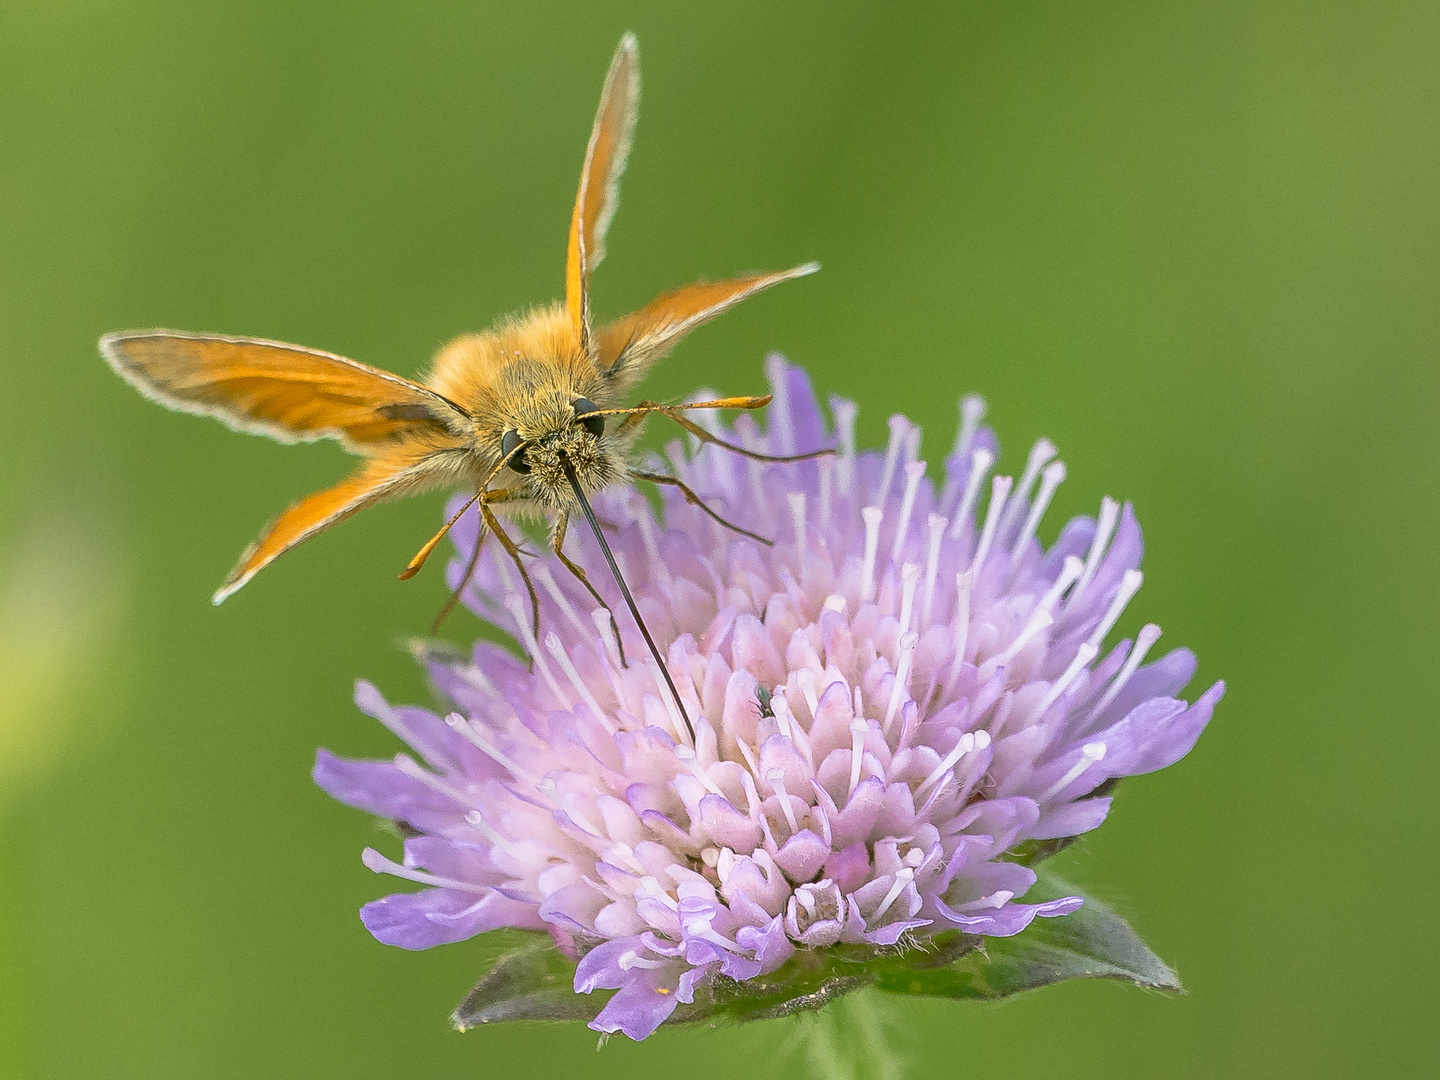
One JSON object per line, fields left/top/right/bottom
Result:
{"left": 2, "top": 1, "right": 1436, "bottom": 1076}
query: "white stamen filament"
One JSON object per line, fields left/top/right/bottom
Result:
{"left": 1032, "top": 643, "right": 1099, "bottom": 721}
{"left": 536, "top": 777, "right": 604, "bottom": 837}
{"left": 503, "top": 594, "right": 567, "bottom": 705}
{"left": 589, "top": 609, "right": 624, "bottom": 674}
{"left": 638, "top": 876, "right": 680, "bottom": 910}
{"left": 489, "top": 543, "right": 518, "bottom": 595}
{"left": 545, "top": 632, "right": 616, "bottom": 734}
{"left": 361, "top": 847, "right": 490, "bottom": 895}
{"left": 449, "top": 661, "right": 501, "bottom": 700}
{"left": 715, "top": 847, "right": 736, "bottom": 884}
{"left": 1038, "top": 741, "right": 1107, "bottom": 802}
{"left": 632, "top": 494, "right": 663, "bottom": 562}
{"left": 942, "top": 570, "right": 974, "bottom": 694}
{"left": 953, "top": 888, "right": 1015, "bottom": 913}
{"left": 948, "top": 448, "right": 995, "bottom": 541}
{"left": 971, "top": 474, "right": 1015, "bottom": 574}
{"left": 645, "top": 655, "right": 691, "bottom": 745}
{"left": 766, "top": 768, "right": 800, "bottom": 834}
{"left": 848, "top": 718, "right": 868, "bottom": 797}
{"left": 997, "top": 439, "right": 1057, "bottom": 541}
{"left": 533, "top": 565, "right": 592, "bottom": 642}
{"left": 738, "top": 769, "right": 763, "bottom": 820}
{"left": 797, "top": 670, "right": 820, "bottom": 718}
{"left": 860, "top": 506, "right": 884, "bottom": 602}
{"left": 916, "top": 729, "right": 986, "bottom": 798}
{"left": 673, "top": 745, "right": 725, "bottom": 796}
{"left": 1040, "top": 555, "right": 1086, "bottom": 614}
{"left": 1086, "top": 623, "right": 1163, "bottom": 721}
{"left": 876, "top": 415, "right": 909, "bottom": 508}
{"left": 818, "top": 455, "right": 833, "bottom": 523}
{"left": 898, "top": 563, "right": 921, "bottom": 639}
{"left": 832, "top": 396, "right": 858, "bottom": 470}
{"left": 789, "top": 492, "right": 808, "bottom": 556}
{"left": 870, "top": 867, "right": 915, "bottom": 924}
{"left": 735, "top": 736, "right": 762, "bottom": 785}
{"left": 921, "top": 514, "right": 948, "bottom": 625}
{"left": 889, "top": 460, "right": 928, "bottom": 564}
{"left": 953, "top": 395, "right": 986, "bottom": 460}
{"left": 823, "top": 593, "right": 847, "bottom": 614}
{"left": 1010, "top": 460, "right": 1067, "bottom": 562}
{"left": 1069, "top": 497, "right": 1119, "bottom": 608}
{"left": 394, "top": 754, "right": 474, "bottom": 805}
{"left": 769, "top": 689, "right": 795, "bottom": 743}
{"left": 462, "top": 809, "right": 507, "bottom": 848}
{"left": 883, "top": 631, "right": 918, "bottom": 735}
{"left": 996, "top": 607, "right": 1054, "bottom": 668}
{"left": 1086, "top": 569, "right": 1144, "bottom": 650}
{"left": 775, "top": 693, "right": 814, "bottom": 766}
{"left": 441, "top": 714, "right": 532, "bottom": 783}
{"left": 619, "top": 950, "right": 669, "bottom": 972}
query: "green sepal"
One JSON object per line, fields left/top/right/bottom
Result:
{"left": 452, "top": 932, "right": 602, "bottom": 1029}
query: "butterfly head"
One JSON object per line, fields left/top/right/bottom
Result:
{"left": 498, "top": 387, "right": 622, "bottom": 508}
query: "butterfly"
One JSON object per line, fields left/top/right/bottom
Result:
{"left": 100, "top": 34, "right": 825, "bottom": 737}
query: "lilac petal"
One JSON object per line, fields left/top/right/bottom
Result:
{"left": 766, "top": 354, "right": 828, "bottom": 455}
{"left": 824, "top": 842, "right": 872, "bottom": 894}
{"left": 774, "top": 829, "right": 829, "bottom": 882}
{"left": 588, "top": 965, "right": 683, "bottom": 1041}
{"left": 312, "top": 751, "right": 460, "bottom": 827}
{"left": 354, "top": 681, "right": 465, "bottom": 775}
{"left": 698, "top": 793, "right": 763, "bottom": 852}
{"left": 863, "top": 917, "right": 930, "bottom": 946}
{"left": 1033, "top": 796, "right": 1113, "bottom": 841}
{"left": 934, "top": 893, "right": 1083, "bottom": 937}
{"left": 737, "top": 915, "right": 795, "bottom": 973}
{"left": 360, "top": 888, "right": 540, "bottom": 949}
{"left": 830, "top": 777, "right": 886, "bottom": 847}
{"left": 575, "top": 937, "right": 638, "bottom": 993}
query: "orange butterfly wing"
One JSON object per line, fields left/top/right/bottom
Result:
{"left": 596, "top": 264, "right": 819, "bottom": 392}
{"left": 567, "top": 34, "right": 640, "bottom": 351}
{"left": 100, "top": 330, "right": 472, "bottom": 600}
{"left": 100, "top": 330, "right": 470, "bottom": 451}
{"left": 214, "top": 456, "right": 437, "bottom": 604}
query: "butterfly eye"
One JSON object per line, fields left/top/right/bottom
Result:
{"left": 500, "top": 429, "right": 531, "bottom": 473}
{"left": 573, "top": 397, "right": 605, "bottom": 439}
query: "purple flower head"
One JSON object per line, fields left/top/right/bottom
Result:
{"left": 316, "top": 357, "right": 1224, "bottom": 1041}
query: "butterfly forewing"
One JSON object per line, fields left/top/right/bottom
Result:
{"left": 100, "top": 331, "right": 471, "bottom": 450}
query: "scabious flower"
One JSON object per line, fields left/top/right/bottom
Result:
{"left": 315, "top": 356, "right": 1224, "bottom": 1041}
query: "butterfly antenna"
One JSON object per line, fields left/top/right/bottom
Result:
{"left": 559, "top": 456, "right": 695, "bottom": 742}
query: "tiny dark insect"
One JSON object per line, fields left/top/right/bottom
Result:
{"left": 755, "top": 685, "right": 776, "bottom": 719}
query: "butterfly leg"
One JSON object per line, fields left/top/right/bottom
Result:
{"left": 477, "top": 492, "right": 542, "bottom": 643}
{"left": 550, "top": 511, "right": 629, "bottom": 667}
{"left": 429, "top": 509, "right": 488, "bottom": 635}
{"left": 629, "top": 399, "right": 836, "bottom": 464}
{"left": 629, "top": 468, "right": 772, "bottom": 545}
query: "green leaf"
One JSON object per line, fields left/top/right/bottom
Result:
{"left": 452, "top": 934, "right": 603, "bottom": 1029}
{"left": 875, "top": 868, "right": 1180, "bottom": 1001}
